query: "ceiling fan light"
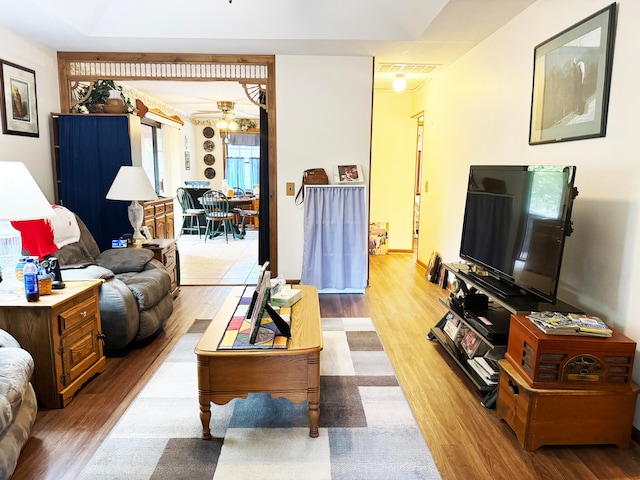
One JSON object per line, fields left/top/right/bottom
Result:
{"left": 392, "top": 74, "right": 406, "bottom": 92}
{"left": 229, "top": 120, "right": 239, "bottom": 131}
{"left": 216, "top": 119, "right": 228, "bottom": 129}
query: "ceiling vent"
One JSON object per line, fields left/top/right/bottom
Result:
{"left": 376, "top": 63, "right": 441, "bottom": 76}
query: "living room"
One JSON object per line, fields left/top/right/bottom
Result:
{"left": 1, "top": 0, "right": 640, "bottom": 478}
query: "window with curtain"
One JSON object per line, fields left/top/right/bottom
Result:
{"left": 141, "top": 122, "right": 163, "bottom": 194}
{"left": 225, "top": 133, "right": 260, "bottom": 192}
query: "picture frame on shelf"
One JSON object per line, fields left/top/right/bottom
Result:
{"left": 0, "top": 60, "right": 39, "bottom": 137}
{"left": 334, "top": 164, "right": 364, "bottom": 184}
{"left": 529, "top": 3, "right": 617, "bottom": 145}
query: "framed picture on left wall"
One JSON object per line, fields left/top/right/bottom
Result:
{"left": 0, "top": 60, "right": 39, "bottom": 137}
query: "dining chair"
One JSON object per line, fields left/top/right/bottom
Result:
{"left": 233, "top": 187, "right": 246, "bottom": 197}
{"left": 237, "top": 197, "right": 260, "bottom": 237}
{"left": 202, "top": 189, "right": 236, "bottom": 243}
{"left": 176, "top": 187, "right": 206, "bottom": 237}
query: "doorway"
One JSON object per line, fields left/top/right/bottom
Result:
{"left": 55, "top": 52, "right": 280, "bottom": 275}
{"left": 413, "top": 113, "right": 424, "bottom": 256}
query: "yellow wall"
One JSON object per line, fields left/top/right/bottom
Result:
{"left": 410, "top": 0, "right": 640, "bottom": 428}
{"left": 370, "top": 90, "right": 417, "bottom": 251}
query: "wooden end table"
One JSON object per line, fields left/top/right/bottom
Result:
{"left": 129, "top": 239, "right": 180, "bottom": 298}
{"left": 0, "top": 280, "right": 106, "bottom": 408}
{"left": 195, "top": 285, "right": 322, "bottom": 438}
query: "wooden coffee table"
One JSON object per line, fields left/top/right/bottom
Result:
{"left": 195, "top": 285, "right": 322, "bottom": 438}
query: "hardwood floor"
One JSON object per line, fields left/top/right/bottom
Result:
{"left": 12, "top": 254, "right": 640, "bottom": 480}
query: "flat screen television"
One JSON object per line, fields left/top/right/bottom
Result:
{"left": 459, "top": 165, "right": 578, "bottom": 304}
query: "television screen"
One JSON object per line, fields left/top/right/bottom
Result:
{"left": 459, "top": 165, "right": 577, "bottom": 303}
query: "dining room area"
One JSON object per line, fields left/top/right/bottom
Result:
{"left": 176, "top": 185, "right": 261, "bottom": 286}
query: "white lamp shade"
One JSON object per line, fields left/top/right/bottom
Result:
{"left": 392, "top": 75, "right": 407, "bottom": 92}
{"left": 0, "top": 161, "right": 54, "bottom": 221}
{"left": 106, "top": 166, "right": 158, "bottom": 201}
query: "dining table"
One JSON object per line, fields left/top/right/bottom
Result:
{"left": 198, "top": 195, "right": 256, "bottom": 240}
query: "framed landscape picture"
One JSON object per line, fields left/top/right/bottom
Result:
{"left": 0, "top": 60, "right": 39, "bottom": 137}
{"left": 529, "top": 3, "right": 616, "bottom": 145}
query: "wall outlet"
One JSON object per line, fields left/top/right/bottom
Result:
{"left": 286, "top": 182, "right": 295, "bottom": 195}
{"left": 424, "top": 180, "right": 429, "bottom": 192}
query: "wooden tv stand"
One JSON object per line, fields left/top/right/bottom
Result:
{"left": 496, "top": 360, "right": 639, "bottom": 450}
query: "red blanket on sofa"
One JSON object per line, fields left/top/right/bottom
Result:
{"left": 11, "top": 205, "right": 80, "bottom": 259}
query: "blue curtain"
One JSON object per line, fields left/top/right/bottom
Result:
{"left": 229, "top": 133, "right": 260, "bottom": 146}
{"left": 249, "top": 157, "right": 260, "bottom": 190}
{"left": 58, "top": 115, "right": 132, "bottom": 250}
{"left": 225, "top": 156, "right": 244, "bottom": 189}
{"left": 301, "top": 185, "right": 368, "bottom": 293}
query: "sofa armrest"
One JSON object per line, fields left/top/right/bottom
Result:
{"left": 96, "top": 248, "right": 154, "bottom": 274}
{"left": 61, "top": 265, "right": 115, "bottom": 281}
{"left": 0, "top": 330, "right": 20, "bottom": 349}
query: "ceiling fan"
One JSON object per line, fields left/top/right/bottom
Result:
{"left": 193, "top": 100, "right": 258, "bottom": 119}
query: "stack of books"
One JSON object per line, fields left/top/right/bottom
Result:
{"left": 526, "top": 311, "right": 613, "bottom": 337}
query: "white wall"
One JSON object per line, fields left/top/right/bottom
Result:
{"left": 0, "top": 26, "right": 60, "bottom": 202}
{"left": 414, "top": 0, "right": 640, "bottom": 426}
{"left": 276, "top": 56, "right": 374, "bottom": 280}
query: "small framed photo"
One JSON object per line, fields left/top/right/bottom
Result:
{"left": 0, "top": 60, "right": 39, "bottom": 137}
{"left": 334, "top": 164, "right": 364, "bottom": 184}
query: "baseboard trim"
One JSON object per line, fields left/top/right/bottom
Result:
{"left": 388, "top": 249, "right": 413, "bottom": 254}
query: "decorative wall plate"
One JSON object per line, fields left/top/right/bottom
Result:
{"left": 203, "top": 126, "right": 215, "bottom": 138}
{"left": 204, "top": 167, "right": 216, "bottom": 179}
{"left": 204, "top": 154, "right": 215, "bottom": 165}
{"left": 203, "top": 140, "right": 215, "bottom": 152}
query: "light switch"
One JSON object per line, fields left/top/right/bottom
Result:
{"left": 286, "top": 182, "right": 295, "bottom": 196}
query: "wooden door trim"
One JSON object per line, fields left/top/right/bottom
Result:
{"left": 56, "top": 52, "right": 278, "bottom": 275}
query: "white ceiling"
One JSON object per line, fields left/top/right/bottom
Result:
{"left": 0, "top": 0, "right": 537, "bottom": 118}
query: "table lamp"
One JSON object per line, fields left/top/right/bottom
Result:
{"left": 0, "top": 161, "right": 54, "bottom": 296}
{"left": 106, "top": 166, "right": 158, "bottom": 245}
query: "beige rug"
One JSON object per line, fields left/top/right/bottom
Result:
{"left": 78, "top": 317, "right": 440, "bottom": 480}
{"left": 177, "top": 230, "right": 259, "bottom": 285}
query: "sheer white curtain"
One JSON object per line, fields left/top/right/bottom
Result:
{"left": 301, "top": 185, "right": 367, "bottom": 293}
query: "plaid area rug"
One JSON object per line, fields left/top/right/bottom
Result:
{"left": 78, "top": 317, "right": 440, "bottom": 480}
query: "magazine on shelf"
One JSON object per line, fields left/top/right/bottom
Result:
{"left": 466, "top": 358, "right": 498, "bottom": 385}
{"left": 460, "top": 329, "right": 481, "bottom": 358}
{"left": 443, "top": 312, "right": 461, "bottom": 341}
{"left": 526, "top": 311, "right": 613, "bottom": 337}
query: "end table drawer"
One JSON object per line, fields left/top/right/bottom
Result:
{"left": 58, "top": 297, "right": 99, "bottom": 334}
{"left": 163, "top": 248, "right": 176, "bottom": 269}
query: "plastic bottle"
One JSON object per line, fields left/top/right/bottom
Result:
{"left": 23, "top": 258, "right": 40, "bottom": 302}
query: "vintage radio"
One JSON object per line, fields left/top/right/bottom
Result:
{"left": 505, "top": 314, "right": 636, "bottom": 391}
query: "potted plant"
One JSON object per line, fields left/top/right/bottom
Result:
{"left": 75, "top": 80, "right": 134, "bottom": 114}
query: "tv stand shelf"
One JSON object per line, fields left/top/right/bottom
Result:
{"left": 428, "top": 263, "right": 581, "bottom": 407}
{"left": 430, "top": 299, "right": 505, "bottom": 393}
{"left": 443, "top": 263, "right": 580, "bottom": 315}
